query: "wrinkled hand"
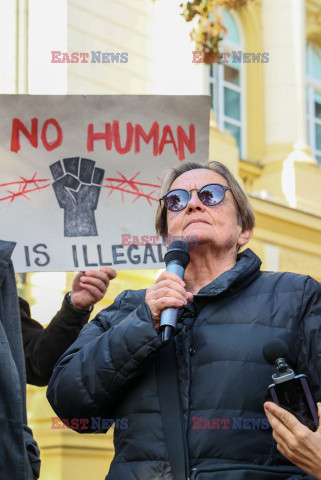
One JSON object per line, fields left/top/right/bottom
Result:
{"left": 70, "top": 267, "right": 117, "bottom": 310}
{"left": 264, "top": 401, "right": 321, "bottom": 480}
{"left": 145, "top": 271, "right": 193, "bottom": 331}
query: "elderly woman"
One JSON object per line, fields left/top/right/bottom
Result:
{"left": 47, "top": 161, "right": 321, "bottom": 480}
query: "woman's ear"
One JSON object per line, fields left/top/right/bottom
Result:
{"left": 237, "top": 227, "right": 253, "bottom": 247}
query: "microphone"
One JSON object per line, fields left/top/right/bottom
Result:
{"left": 262, "top": 339, "right": 289, "bottom": 374}
{"left": 159, "top": 240, "right": 190, "bottom": 344}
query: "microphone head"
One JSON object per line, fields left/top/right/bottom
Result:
{"left": 164, "top": 241, "right": 190, "bottom": 269}
{"left": 263, "top": 339, "right": 289, "bottom": 365}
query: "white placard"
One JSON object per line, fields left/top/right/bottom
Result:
{"left": 1, "top": 95, "right": 210, "bottom": 272}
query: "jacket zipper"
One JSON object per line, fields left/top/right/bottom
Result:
{"left": 183, "top": 301, "right": 199, "bottom": 480}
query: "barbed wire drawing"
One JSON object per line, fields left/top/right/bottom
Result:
{"left": 1, "top": 170, "right": 162, "bottom": 208}
{"left": 0, "top": 172, "right": 51, "bottom": 203}
{"left": 104, "top": 171, "right": 161, "bottom": 205}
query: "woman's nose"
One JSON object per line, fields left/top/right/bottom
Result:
{"left": 186, "top": 190, "right": 205, "bottom": 211}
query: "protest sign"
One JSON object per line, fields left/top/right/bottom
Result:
{"left": 1, "top": 95, "right": 210, "bottom": 272}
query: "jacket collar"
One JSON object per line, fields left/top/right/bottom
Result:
{"left": 195, "top": 248, "right": 262, "bottom": 297}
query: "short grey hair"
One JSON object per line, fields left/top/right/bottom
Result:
{"left": 155, "top": 161, "right": 255, "bottom": 235}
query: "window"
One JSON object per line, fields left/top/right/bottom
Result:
{"left": 208, "top": 9, "right": 245, "bottom": 158}
{"left": 306, "top": 43, "right": 321, "bottom": 164}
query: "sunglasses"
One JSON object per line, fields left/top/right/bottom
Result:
{"left": 159, "top": 183, "right": 231, "bottom": 212}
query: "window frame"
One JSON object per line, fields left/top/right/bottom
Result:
{"left": 306, "top": 43, "right": 321, "bottom": 164}
{"left": 206, "top": 11, "right": 246, "bottom": 159}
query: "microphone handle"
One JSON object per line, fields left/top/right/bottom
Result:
{"left": 160, "top": 262, "right": 185, "bottom": 344}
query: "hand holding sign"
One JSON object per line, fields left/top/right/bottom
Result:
{"left": 70, "top": 267, "right": 117, "bottom": 310}
{"left": 50, "top": 157, "right": 105, "bottom": 237}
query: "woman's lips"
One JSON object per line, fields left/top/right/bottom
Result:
{"left": 186, "top": 220, "right": 209, "bottom": 227}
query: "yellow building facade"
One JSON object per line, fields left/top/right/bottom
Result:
{"left": 2, "top": 0, "right": 321, "bottom": 478}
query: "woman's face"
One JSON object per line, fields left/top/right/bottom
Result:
{"left": 166, "top": 169, "right": 252, "bottom": 253}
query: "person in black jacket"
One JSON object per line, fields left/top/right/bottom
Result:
{"left": 0, "top": 239, "right": 40, "bottom": 480}
{"left": 22, "top": 267, "right": 115, "bottom": 386}
{"left": 47, "top": 161, "right": 321, "bottom": 480}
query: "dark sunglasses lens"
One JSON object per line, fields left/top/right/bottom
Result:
{"left": 199, "top": 184, "right": 226, "bottom": 205}
{"left": 165, "top": 190, "right": 189, "bottom": 210}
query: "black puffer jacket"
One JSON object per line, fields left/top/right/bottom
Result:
{"left": 47, "top": 249, "right": 321, "bottom": 480}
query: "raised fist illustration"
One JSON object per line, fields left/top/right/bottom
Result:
{"left": 50, "top": 157, "right": 105, "bottom": 237}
